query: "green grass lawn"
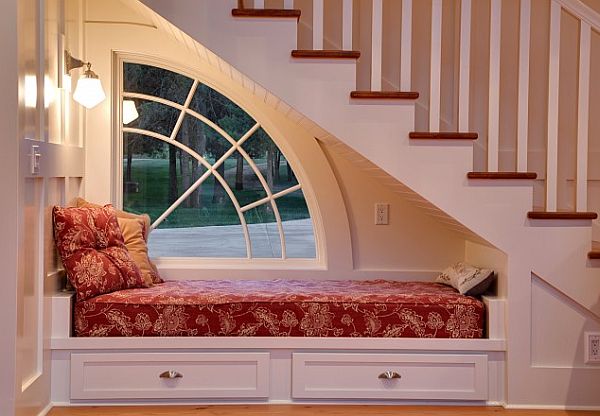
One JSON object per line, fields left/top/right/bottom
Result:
{"left": 123, "top": 158, "right": 310, "bottom": 228}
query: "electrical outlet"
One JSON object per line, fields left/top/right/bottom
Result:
{"left": 584, "top": 332, "right": 600, "bottom": 363}
{"left": 375, "top": 203, "right": 389, "bottom": 225}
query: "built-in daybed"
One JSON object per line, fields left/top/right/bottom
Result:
{"left": 49, "top": 203, "right": 506, "bottom": 406}
{"left": 74, "top": 279, "right": 485, "bottom": 338}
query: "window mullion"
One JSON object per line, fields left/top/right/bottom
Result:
{"left": 150, "top": 169, "right": 213, "bottom": 230}
{"left": 169, "top": 80, "right": 199, "bottom": 141}
{"left": 272, "top": 184, "right": 302, "bottom": 201}
{"left": 270, "top": 199, "right": 287, "bottom": 259}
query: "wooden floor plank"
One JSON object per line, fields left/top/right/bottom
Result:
{"left": 47, "top": 405, "right": 600, "bottom": 416}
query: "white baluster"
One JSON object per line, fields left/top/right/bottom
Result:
{"left": 371, "top": 0, "right": 383, "bottom": 91}
{"left": 429, "top": 0, "right": 442, "bottom": 132}
{"left": 577, "top": 21, "right": 591, "bottom": 211}
{"left": 254, "top": 0, "right": 264, "bottom": 8}
{"left": 400, "top": 0, "right": 413, "bottom": 91}
{"left": 284, "top": 0, "right": 293, "bottom": 9}
{"left": 546, "top": 1, "right": 561, "bottom": 211}
{"left": 313, "top": 0, "right": 324, "bottom": 50}
{"left": 458, "top": 0, "right": 471, "bottom": 132}
{"left": 517, "top": 0, "right": 531, "bottom": 172}
{"left": 487, "top": 0, "right": 501, "bottom": 172}
{"left": 342, "top": 0, "right": 353, "bottom": 51}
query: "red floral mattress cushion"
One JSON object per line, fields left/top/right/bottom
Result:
{"left": 74, "top": 280, "right": 485, "bottom": 338}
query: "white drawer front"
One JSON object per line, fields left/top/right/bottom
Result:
{"left": 292, "top": 353, "right": 488, "bottom": 400}
{"left": 71, "top": 352, "right": 269, "bottom": 400}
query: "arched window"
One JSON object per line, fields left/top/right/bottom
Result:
{"left": 119, "top": 62, "right": 316, "bottom": 259}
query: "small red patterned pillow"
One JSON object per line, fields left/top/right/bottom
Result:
{"left": 53, "top": 205, "right": 146, "bottom": 301}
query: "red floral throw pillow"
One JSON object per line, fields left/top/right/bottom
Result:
{"left": 53, "top": 205, "right": 145, "bottom": 301}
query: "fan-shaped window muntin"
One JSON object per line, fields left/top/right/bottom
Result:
{"left": 120, "top": 62, "right": 315, "bottom": 259}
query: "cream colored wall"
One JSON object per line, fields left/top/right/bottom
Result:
{"left": 84, "top": 0, "right": 476, "bottom": 278}
{"left": 0, "top": 2, "right": 19, "bottom": 415}
{"left": 322, "top": 144, "right": 466, "bottom": 273}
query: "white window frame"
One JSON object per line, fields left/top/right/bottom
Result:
{"left": 111, "top": 53, "right": 324, "bottom": 268}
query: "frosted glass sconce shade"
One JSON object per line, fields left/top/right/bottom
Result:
{"left": 73, "top": 76, "right": 106, "bottom": 109}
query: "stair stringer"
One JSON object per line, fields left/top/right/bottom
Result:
{"left": 132, "top": 0, "right": 600, "bottom": 407}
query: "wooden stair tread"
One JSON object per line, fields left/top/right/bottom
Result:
{"left": 527, "top": 211, "right": 598, "bottom": 220}
{"left": 232, "top": 8, "right": 301, "bottom": 18}
{"left": 291, "top": 50, "right": 360, "bottom": 59}
{"left": 350, "top": 91, "right": 419, "bottom": 99}
{"left": 410, "top": 132, "right": 478, "bottom": 140}
{"left": 589, "top": 242, "right": 600, "bottom": 259}
{"left": 467, "top": 172, "right": 537, "bottom": 180}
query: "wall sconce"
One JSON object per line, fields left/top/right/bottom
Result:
{"left": 122, "top": 100, "right": 139, "bottom": 124}
{"left": 65, "top": 51, "right": 106, "bottom": 109}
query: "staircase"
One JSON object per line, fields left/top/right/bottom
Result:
{"left": 133, "top": 0, "right": 599, "bottom": 407}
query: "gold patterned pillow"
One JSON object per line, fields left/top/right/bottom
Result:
{"left": 436, "top": 262, "right": 495, "bottom": 296}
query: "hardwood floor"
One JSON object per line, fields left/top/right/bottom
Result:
{"left": 48, "top": 405, "right": 600, "bottom": 416}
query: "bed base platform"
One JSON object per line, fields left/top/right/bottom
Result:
{"left": 50, "top": 293, "right": 506, "bottom": 406}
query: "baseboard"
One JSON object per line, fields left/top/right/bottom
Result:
{"left": 505, "top": 404, "right": 600, "bottom": 411}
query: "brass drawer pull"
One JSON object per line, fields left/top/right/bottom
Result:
{"left": 159, "top": 370, "right": 183, "bottom": 379}
{"left": 378, "top": 371, "right": 401, "bottom": 380}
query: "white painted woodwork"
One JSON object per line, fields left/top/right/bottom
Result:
{"left": 342, "top": 0, "right": 352, "bottom": 51}
{"left": 284, "top": 0, "right": 293, "bottom": 10}
{"left": 70, "top": 352, "right": 270, "bottom": 399}
{"left": 576, "top": 21, "right": 591, "bottom": 211}
{"left": 546, "top": 1, "right": 561, "bottom": 211}
{"left": 458, "top": 0, "right": 471, "bottom": 132}
{"left": 292, "top": 353, "right": 488, "bottom": 400}
{"left": 483, "top": 296, "right": 506, "bottom": 340}
{"left": 517, "top": 0, "right": 531, "bottom": 172}
{"left": 556, "top": 0, "right": 600, "bottom": 29}
{"left": 50, "top": 292, "right": 73, "bottom": 339}
{"left": 12, "top": 0, "right": 86, "bottom": 413}
{"left": 254, "top": 0, "right": 264, "bottom": 9}
{"left": 312, "top": 0, "right": 323, "bottom": 50}
{"left": 487, "top": 0, "right": 501, "bottom": 172}
{"left": 429, "top": 0, "right": 442, "bottom": 131}
{"left": 400, "top": 0, "right": 412, "bottom": 91}
{"left": 371, "top": 0, "right": 383, "bottom": 91}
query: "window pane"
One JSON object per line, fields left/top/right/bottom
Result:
{"left": 244, "top": 203, "right": 281, "bottom": 258}
{"left": 175, "top": 114, "right": 232, "bottom": 161}
{"left": 124, "top": 63, "right": 193, "bottom": 105}
{"left": 123, "top": 133, "right": 200, "bottom": 223}
{"left": 189, "top": 83, "right": 255, "bottom": 140}
{"left": 242, "top": 127, "right": 297, "bottom": 194}
{"left": 222, "top": 150, "right": 268, "bottom": 208}
{"left": 122, "top": 62, "right": 316, "bottom": 260}
{"left": 125, "top": 99, "right": 180, "bottom": 137}
{"left": 276, "top": 190, "right": 315, "bottom": 258}
{"left": 148, "top": 191, "right": 246, "bottom": 258}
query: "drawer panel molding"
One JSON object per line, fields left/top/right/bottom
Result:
{"left": 71, "top": 352, "right": 270, "bottom": 400}
{"left": 292, "top": 353, "right": 488, "bottom": 400}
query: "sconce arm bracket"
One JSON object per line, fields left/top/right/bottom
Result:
{"left": 65, "top": 51, "right": 86, "bottom": 73}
